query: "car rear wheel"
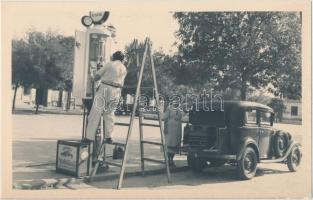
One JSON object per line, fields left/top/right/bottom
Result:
{"left": 273, "top": 131, "right": 289, "bottom": 158}
{"left": 238, "top": 147, "right": 258, "bottom": 180}
{"left": 287, "top": 146, "right": 301, "bottom": 172}
{"left": 187, "top": 155, "right": 207, "bottom": 172}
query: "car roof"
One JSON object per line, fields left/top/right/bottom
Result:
{"left": 193, "top": 100, "right": 274, "bottom": 113}
{"left": 222, "top": 101, "right": 274, "bottom": 113}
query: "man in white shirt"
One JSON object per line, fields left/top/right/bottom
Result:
{"left": 85, "top": 51, "right": 127, "bottom": 144}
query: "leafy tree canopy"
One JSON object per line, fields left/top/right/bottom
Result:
{"left": 173, "top": 12, "right": 301, "bottom": 100}
{"left": 12, "top": 29, "right": 75, "bottom": 91}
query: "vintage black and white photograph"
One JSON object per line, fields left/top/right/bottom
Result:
{"left": 1, "top": 1, "right": 311, "bottom": 199}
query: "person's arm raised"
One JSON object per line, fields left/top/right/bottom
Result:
{"left": 93, "top": 62, "right": 108, "bottom": 82}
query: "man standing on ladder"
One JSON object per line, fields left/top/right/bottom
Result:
{"left": 85, "top": 51, "right": 127, "bottom": 144}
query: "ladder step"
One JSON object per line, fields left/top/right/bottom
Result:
{"left": 102, "top": 160, "right": 122, "bottom": 167}
{"left": 143, "top": 158, "right": 165, "bottom": 164}
{"left": 140, "top": 123, "right": 160, "bottom": 127}
{"left": 115, "top": 122, "right": 130, "bottom": 126}
{"left": 141, "top": 140, "right": 162, "bottom": 146}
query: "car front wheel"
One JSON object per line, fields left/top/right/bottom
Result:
{"left": 187, "top": 155, "right": 207, "bottom": 173}
{"left": 287, "top": 146, "right": 301, "bottom": 172}
{"left": 238, "top": 147, "right": 258, "bottom": 180}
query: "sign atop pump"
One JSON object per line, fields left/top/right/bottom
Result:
{"left": 81, "top": 11, "right": 110, "bottom": 27}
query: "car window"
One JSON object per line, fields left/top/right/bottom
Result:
{"left": 260, "top": 111, "right": 272, "bottom": 126}
{"left": 245, "top": 109, "right": 257, "bottom": 125}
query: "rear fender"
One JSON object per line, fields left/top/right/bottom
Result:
{"left": 261, "top": 141, "right": 301, "bottom": 163}
{"left": 236, "top": 138, "right": 260, "bottom": 162}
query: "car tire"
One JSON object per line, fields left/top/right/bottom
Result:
{"left": 273, "top": 131, "right": 289, "bottom": 158}
{"left": 187, "top": 155, "right": 207, "bottom": 173}
{"left": 287, "top": 146, "right": 301, "bottom": 172}
{"left": 238, "top": 147, "right": 258, "bottom": 180}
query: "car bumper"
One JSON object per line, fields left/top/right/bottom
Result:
{"left": 185, "top": 146, "right": 237, "bottom": 160}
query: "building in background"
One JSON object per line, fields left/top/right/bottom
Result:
{"left": 12, "top": 86, "right": 76, "bottom": 110}
{"left": 282, "top": 99, "right": 302, "bottom": 122}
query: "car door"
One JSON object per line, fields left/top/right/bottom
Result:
{"left": 258, "top": 111, "right": 273, "bottom": 159}
{"left": 232, "top": 108, "right": 259, "bottom": 151}
{"left": 242, "top": 108, "right": 260, "bottom": 141}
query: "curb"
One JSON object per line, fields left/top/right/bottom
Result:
{"left": 13, "top": 166, "right": 189, "bottom": 190}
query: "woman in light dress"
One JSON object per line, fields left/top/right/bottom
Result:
{"left": 162, "top": 101, "right": 183, "bottom": 167}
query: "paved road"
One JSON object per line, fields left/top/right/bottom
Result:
{"left": 12, "top": 113, "right": 311, "bottom": 198}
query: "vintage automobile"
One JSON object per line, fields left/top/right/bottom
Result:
{"left": 182, "top": 101, "right": 302, "bottom": 180}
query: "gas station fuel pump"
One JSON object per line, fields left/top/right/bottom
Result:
{"left": 72, "top": 13, "right": 114, "bottom": 100}
{"left": 56, "top": 11, "right": 116, "bottom": 177}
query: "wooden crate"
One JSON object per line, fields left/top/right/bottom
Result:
{"left": 56, "top": 140, "right": 93, "bottom": 177}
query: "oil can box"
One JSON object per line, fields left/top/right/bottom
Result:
{"left": 56, "top": 140, "right": 93, "bottom": 177}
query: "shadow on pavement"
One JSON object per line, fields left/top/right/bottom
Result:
{"left": 86, "top": 164, "right": 292, "bottom": 189}
{"left": 13, "top": 139, "right": 292, "bottom": 189}
{"left": 87, "top": 166, "right": 237, "bottom": 189}
{"left": 13, "top": 139, "right": 171, "bottom": 184}
{"left": 257, "top": 167, "right": 291, "bottom": 176}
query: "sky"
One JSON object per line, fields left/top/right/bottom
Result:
{"left": 6, "top": 2, "right": 180, "bottom": 54}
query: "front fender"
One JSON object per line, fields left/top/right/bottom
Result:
{"left": 236, "top": 138, "right": 260, "bottom": 162}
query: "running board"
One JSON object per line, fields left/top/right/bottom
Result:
{"left": 260, "top": 141, "right": 301, "bottom": 163}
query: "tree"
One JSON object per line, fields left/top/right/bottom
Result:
{"left": 12, "top": 39, "right": 36, "bottom": 110}
{"left": 269, "top": 13, "right": 301, "bottom": 99}
{"left": 268, "top": 98, "right": 286, "bottom": 122}
{"left": 55, "top": 36, "right": 75, "bottom": 110}
{"left": 173, "top": 12, "right": 301, "bottom": 100}
{"left": 26, "top": 30, "right": 65, "bottom": 113}
{"left": 123, "top": 39, "right": 184, "bottom": 107}
{"left": 12, "top": 30, "right": 75, "bottom": 113}
{"left": 122, "top": 39, "right": 145, "bottom": 97}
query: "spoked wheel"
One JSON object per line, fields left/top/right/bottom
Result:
{"left": 287, "top": 146, "right": 302, "bottom": 172}
{"left": 238, "top": 147, "right": 258, "bottom": 180}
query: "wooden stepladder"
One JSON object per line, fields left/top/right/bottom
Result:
{"left": 88, "top": 38, "right": 171, "bottom": 189}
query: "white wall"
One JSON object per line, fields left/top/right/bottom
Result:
{"left": 283, "top": 99, "right": 302, "bottom": 120}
